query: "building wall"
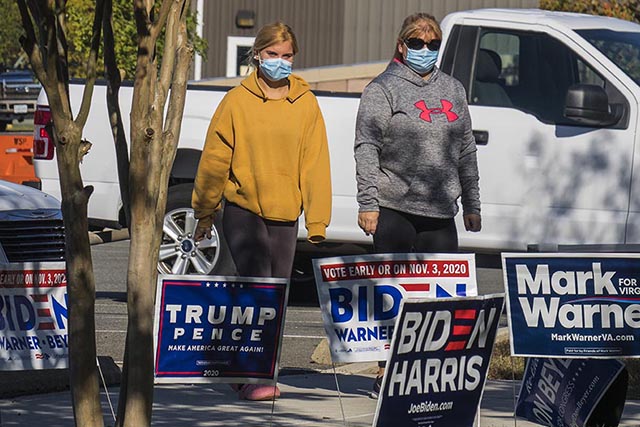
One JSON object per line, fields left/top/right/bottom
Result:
{"left": 340, "top": 0, "right": 540, "bottom": 64}
{"left": 200, "top": 0, "right": 539, "bottom": 79}
{"left": 201, "top": 0, "right": 344, "bottom": 78}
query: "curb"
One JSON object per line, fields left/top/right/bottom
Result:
{"left": 89, "top": 228, "right": 130, "bottom": 245}
{"left": 311, "top": 338, "right": 379, "bottom": 376}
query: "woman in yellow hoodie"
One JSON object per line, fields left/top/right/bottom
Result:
{"left": 192, "top": 22, "right": 331, "bottom": 401}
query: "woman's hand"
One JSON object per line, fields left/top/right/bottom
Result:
{"left": 463, "top": 213, "right": 482, "bottom": 232}
{"left": 358, "top": 211, "right": 379, "bottom": 236}
{"left": 194, "top": 226, "right": 212, "bottom": 242}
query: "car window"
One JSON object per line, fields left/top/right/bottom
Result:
{"left": 471, "top": 29, "right": 607, "bottom": 124}
{"left": 576, "top": 29, "right": 640, "bottom": 86}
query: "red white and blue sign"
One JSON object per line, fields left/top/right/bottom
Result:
{"left": 516, "top": 357, "right": 625, "bottom": 427}
{"left": 502, "top": 253, "right": 640, "bottom": 358}
{"left": 0, "top": 262, "right": 68, "bottom": 370}
{"left": 153, "top": 275, "right": 289, "bottom": 384}
{"left": 313, "top": 253, "right": 477, "bottom": 363}
{"left": 373, "top": 294, "right": 504, "bottom": 427}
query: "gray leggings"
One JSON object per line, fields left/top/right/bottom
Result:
{"left": 223, "top": 203, "right": 298, "bottom": 278}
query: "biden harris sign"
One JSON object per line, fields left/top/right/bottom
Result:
{"left": 373, "top": 294, "right": 504, "bottom": 427}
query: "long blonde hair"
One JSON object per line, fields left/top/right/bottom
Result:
{"left": 393, "top": 13, "right": 442, "bottom": 61}
{"left": 250, "top": 22, "right": 299, "bottom": 67}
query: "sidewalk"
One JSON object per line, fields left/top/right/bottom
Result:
{"left": 1, "top": 363, "right": 640, "bottom": 426}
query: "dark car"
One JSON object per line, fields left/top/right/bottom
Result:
{"left": 0, "top": 69, "right": 41, "bottom": 131}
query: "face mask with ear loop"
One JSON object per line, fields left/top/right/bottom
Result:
{"left": 404, "top": 47, "right": 438, "bottom": 75}
{"left": 256, "top": 56, "right": 293, "bottom": 81}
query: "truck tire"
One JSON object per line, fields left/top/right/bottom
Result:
{"left": 159, "top": 183, "right": 235, "bottom": 275}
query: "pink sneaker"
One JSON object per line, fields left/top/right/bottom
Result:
{"left": 237, "top": 384, "right": 281, "bottom": 401}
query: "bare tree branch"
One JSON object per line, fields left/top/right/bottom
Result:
{"left": 163, "top": 3, "right": 191, "bottom": 146}
{"left": 132, "top": 1, "right": 156, "bottom": 117}
{"left": 157, "top": 0, "right": 180, "bottom": 107}
{"left": 158, "top": 2, "right": 192, "bottom": 210}
{"left": 39, "top": 1, "right": 72, "bottom": 119}
{"left": 53, "top": 0, "right": 71, "bottom": 112}
{"left": 76, "top": 0, "right": 106, "bottom": 128}
{"left": 103, "top": 0, "right": 131, "bottom": 229}
{"left": 150, "top": 0, "right": 173, "bottom": 42}
{"left": 44, "top": 2, "right": 57, "bottom": 81}
{"left": 16, "top": 1, "right": 48, "bottom": 87}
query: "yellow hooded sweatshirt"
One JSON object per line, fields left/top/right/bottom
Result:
{"left": 192, "top": 71, "right": 332, "bottom": 242}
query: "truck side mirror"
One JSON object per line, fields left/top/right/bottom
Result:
{"left": 564, "top": 84, "right": 622, "bottom": 127}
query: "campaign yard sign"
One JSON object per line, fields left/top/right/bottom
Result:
{"left": 0, "top": 262, "right": 68, "bottom": 370}
{"left": 503, "top": 253, "right": 640, "bottom": 358}
{"left": 154, "top": 275, "right": 288, "bottom": 384}
{"left": 516, "top": 357, "right": 625, "bottom": 427}
{"left": 373, "top": 294, "right": 505, "bottom": 427}
{"left": 313, "top": 253, "right": 477, "bottom": 363}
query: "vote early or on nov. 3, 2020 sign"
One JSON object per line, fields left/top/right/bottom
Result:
{"left": 313, "top": 253, "right": 478, "bottom": 363}
{"left": 0, "top": 262, "right": 69, "bottom": 370}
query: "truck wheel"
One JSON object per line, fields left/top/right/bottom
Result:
{"left": 158, "top": 183, "right": 234, "bottom": 275}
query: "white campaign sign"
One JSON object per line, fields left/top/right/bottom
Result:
{"left": 0, "top": 262, "right": 68, "bottom": 370}
{"left": 313, "top": 253, "right": 477, "bottom": 363}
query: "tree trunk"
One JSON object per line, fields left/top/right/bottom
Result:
{"left": 111, "top": 2, "right": 192, "bottom": 425}
{"left": 120, "top": 216, "right": 160, "bottom": 426}
{"left": 56, "top": 122, "right": 104, "bottom": 427}
{"left": 17, "top": 1, "right": 106, "bottom": 425}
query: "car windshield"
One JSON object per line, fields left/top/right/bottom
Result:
{"left": 576, "top": 29, "right": 640, "bottom": 86}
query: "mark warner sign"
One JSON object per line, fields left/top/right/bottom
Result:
{"left": 502, "top": 253, "right": 640, "bottom": 358}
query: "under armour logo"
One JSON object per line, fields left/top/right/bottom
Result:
{"left": 414, "top": 99, "right": 459, "bottom": 122}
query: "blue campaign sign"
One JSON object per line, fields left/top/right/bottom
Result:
{"left": 373, "top": 294, "right": 504, "bottom": 427}
{"left": 502, "top": 253, "right": 640, "bottom": 358}
{"left": 516, "top": 358, "right": 625, "bottom": 427}
{"left": 153, "top": 275, "right": 289, "bottom": 384}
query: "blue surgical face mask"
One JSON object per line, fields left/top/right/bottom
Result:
{"left": 404, "top": 47, "right": 438, "bottom": 75}
{"left": 259, "top": 57, "right": 293, "bottom": 81}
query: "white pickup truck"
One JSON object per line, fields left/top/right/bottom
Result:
{"left": 33, "top": 8, "right": 640, "bottom": 274}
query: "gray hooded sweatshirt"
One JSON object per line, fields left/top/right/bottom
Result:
{"left": 354, "top": 60, "right": 481, "bottom": 218}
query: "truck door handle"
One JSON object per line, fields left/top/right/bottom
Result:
{"left": 473, "top": 130, "right": 488, "bottom": 145}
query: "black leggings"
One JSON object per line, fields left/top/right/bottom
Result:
{"left": 373, "top": 207, "right": 458, "bottom": 253}
{"left": 374, "top": 207, "right": 458, "bottom": 369}
{"left": 223, "top": 203, "right": 298, "bottom": 278}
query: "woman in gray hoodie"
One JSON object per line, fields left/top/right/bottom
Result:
{"left": 353, "top": 12, "right": 482, "bottom": 396}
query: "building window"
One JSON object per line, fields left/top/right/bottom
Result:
{"left": 226, "top": 36, "right": 255, "bottom": 77}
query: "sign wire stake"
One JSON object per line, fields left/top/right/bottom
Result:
{"left": 332, "top": 363, "right": 348, "bottom": 426}
{"left": 97, "top": 357, "right": 116, "bottom": 422}
{"left": 511, "top": 355, "right": 518, "bottom": 427}
{"left": 268, "top": 384, "right": 277, "bottom": 427}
